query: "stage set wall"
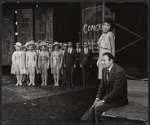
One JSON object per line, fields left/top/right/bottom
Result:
{"left": 2, "top": 3, "right": 114, "bottom": 66}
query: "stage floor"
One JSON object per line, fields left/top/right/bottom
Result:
{"left": 103, "top": 80, "right": 148, "bottom": 122}
{"left": 2, "top": 74, "right": 148, "bottom": 124}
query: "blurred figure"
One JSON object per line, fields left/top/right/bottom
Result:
{"left": 47, "top": 43, "right": 53, "bottom": 84}
{"left": 80, "top": 42, "right": 92, "bottom": 87}
{"left": 21, "top": 45, "right": 27, "bottom": 83}
{"left": 38, "top": 42, "right": 50, "bottom": 86}
{"left": 59, "top": 42, "right": 64, "bottom": 83}
{"left": 75, "top": 42, "right": 82, "bottom": 86}
{"left": 62, "top": 43, "right": 68, "bottom": 55}
{"left": 63, "top": 42, "right": 76, "bottom": 87}
{"left": 35, "top": 42, "right": 41, "bottom": 85}
{"left": 26, "top": 42, "right": 37, "bottom": 86}
{"left": 61, "top": 43, "right": 68, "bottom": 84}
{"left": 11, "top": 42, "right": 23, "bottom": 86}
{"left": 51, "top": 42, "right": 63, "bottom": 86}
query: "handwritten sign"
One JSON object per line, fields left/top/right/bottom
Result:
{"left": 83, "top": 23, "right": 102, "bottom": 33}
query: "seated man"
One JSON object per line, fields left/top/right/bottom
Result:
{"left": 88, "top": 52, "right": 128, "bottom": 123}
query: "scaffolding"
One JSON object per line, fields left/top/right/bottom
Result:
{"left": 115, "top": 21, "right": 147, "bottom": 81}
{"left": 103, "top": 2, "right": 147, "bottom": 81}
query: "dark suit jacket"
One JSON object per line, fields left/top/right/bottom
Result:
{"left": 96, "top": 63, "right": 128, "bottom": 105}
{"left": 80, "top": 49, "right": 92, "bottom": 66}
{"left": 63, "top": 48, "right": 76, "bottom": 65}
{"left": 75, "top": 49, "right": 81, "bottom": 66}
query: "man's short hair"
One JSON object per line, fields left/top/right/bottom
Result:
{"left": 103, "top": 52, "right": 115, "bottom": 61}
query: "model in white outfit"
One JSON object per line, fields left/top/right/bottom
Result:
{"left": 51, "top": 42, "right": 63, "bottom": 86}
{"left": 26, "top": 43, "right": 37, "bottom": 86}
{"left": 11, "top": 42, "right": 24, "bottom": 86}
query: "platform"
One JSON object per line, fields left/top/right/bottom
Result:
{"left": 80, "top": 80, "right": 148, "bottom": 122}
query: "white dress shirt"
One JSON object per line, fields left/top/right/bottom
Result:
{"left": 77, "top": 48, "right": 81, "bottom": 53}
{"left": 84, "top": 48, "right": 88, "bottom": 54}
{"left": 68, "top": 47, "right": 73, "bottom": 54}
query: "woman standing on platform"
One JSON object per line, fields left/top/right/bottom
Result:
{"left": 35, "top": 42, "right": 41, "bottom": 74}
{"left": 51, "top": 42, "right": 63, "bottom": 86}
{"left": 26, "top": 41, "right": 37, "bottom": 86}
{"left": 21, "top": 45, "right": 27, "bottom": 83}
{"left": 97, "top": 18, "right": 115, "bottom": 79}
{"left": 35, "top": 42, "right": 41, "bottom": 84}
{"left": 38, "top": 42, "right": 50, "bottom": 86}
{"left": 11, "top": 42, "right": 23, "bottom": 86}
{"left": 47, "top": 43, "right": 53, "bottom": 84}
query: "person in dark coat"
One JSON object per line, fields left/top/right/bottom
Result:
{"left": 75, "top": 42, "right": 82, "bottom": 85}
{"left": 88, "top": 52, "right": 128, "bottom": 123}
{"left": 62, "top": 43, "right": 68, "bottom": 84}
{"left": 63, "top": 42, "right": 76, "bottom": 87}
{"left": 80, "top": 42, "right": 92, "bottom": 87}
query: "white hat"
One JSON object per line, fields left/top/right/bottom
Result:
{"left": 52, "top": 41, "right": 61, "bottom": 50}
{"left": 30, "top": 40, "right": 35, "bottom": 43}
{"left": 63, "top": 43, "right": 68, "bottom": 47}
{"left": 40, "top": 41, "right": 48, "bottom": 49}
{"left": 26, "top": 41, "right": 36, "bottom": 49}
{"left": 14, "top": 42, "right": 22, "bottom": 47}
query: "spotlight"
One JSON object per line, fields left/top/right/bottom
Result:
{"left": 15, "top": 32, "right": 18, "bottom": 36}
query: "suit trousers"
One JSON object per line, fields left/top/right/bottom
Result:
{"left": 62, "top": 67, "right": 67, "bottom": 83}
{"left": 88, "top": 102, "right": 120, "bottom": 123}
{"left": 66, "top": 64, "right": 74, "bottom": 87}
{"left": 75, "top": 64, "right": 82, "bottom": 85}
{"left": 82, "top": 65, "right": 90, "bottom": 86}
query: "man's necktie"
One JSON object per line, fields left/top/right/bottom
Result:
{"left": 106, "top": 69, "right": 109, "bottom": 84}
{"left": 68, "top": 48, "right": 71, "bottom": 54}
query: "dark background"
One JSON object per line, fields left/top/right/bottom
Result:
{"left": 2, "top": 2, "right": 147, "bottom": 68}
{"left": 106, "top": 3, "right": 147, "bottom": 67}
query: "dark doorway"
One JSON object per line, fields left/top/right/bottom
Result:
{"left": 53, "top": 3, "right": 81, "bottom": 45}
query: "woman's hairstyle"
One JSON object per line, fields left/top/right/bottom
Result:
{"left": 104, "top": 18, "right": 114, "bottom": 31}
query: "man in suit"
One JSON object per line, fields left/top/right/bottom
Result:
{"left": 80, "top": 42, "right": 92, "bottom": 87}
{"left": 75, "top": 42, "right": 82, "bottom": 85}
{"left": 88, "top": 52, "right": 128, "bottom": 123}
{"left": 62, "top": 43, "right": 68, "bottom": 84}
{"left": 63, "top": 42, "right": 76, "bottom": 87}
